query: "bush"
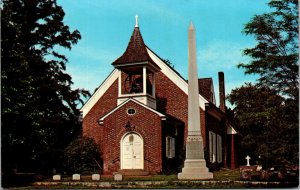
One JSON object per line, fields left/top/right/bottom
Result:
{"left": 64, "top": 137, "right": 102, "bottom": 174}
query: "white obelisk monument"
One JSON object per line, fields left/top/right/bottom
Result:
{"left": 178, "top": 22, "right": 213, "bottom": 180}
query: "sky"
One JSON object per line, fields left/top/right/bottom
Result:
{"left": 57, "top": 0, "right": 271, "bottom": 107}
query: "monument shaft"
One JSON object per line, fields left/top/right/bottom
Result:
{"left": 188, "top": 22, "right": 201, "bottom": 136}
{"left": 178, "top": 22, "right": 213, "bottom": 180}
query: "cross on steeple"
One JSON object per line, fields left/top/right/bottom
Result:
{"left": 135, "top": 14, "right": 139, "bottom": 27}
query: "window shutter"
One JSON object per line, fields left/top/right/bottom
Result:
{"left": 166, "top": 136, "right": 175, "bottom": 159}
{"left": 170, "top": 137, "right": 175, "bottom": 158}
{"left": 209, "top": 131, "right": 216, "bottom": 163}
{"left": 166, "top": 136, "right": 170, "bottom": 158}
{"left": 212, "top": 132, "right": 216, "bottom": 163}
{"left": 209, "top": 132, "right": 213, "bottom": 162}
{"left": 217, "top": 135, "right": 222, "bottom": 163}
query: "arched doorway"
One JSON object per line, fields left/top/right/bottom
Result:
{"left": 120, "top": 132, "right": 144, "bottom": 169}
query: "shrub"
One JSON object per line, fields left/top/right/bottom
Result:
{"left": 64, "top": 137, "right": 102, "bottom": 174}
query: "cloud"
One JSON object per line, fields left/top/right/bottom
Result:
{"left": 67, "top": 64, "right": 114, "bottom": 93}
{"left": 140, "top": 2, "right": 186, "bottom": 25}
{"left": 198, "top": 42, "right": 250, "bottom": 71}
{"left": 213, "top": 77, "right": 257, "bottom": 108}
{"left": 65, "top": 44, "right": 118, "bottom": 92}
{"left": 72, "top": 45, "right": 118, "bottom": 63}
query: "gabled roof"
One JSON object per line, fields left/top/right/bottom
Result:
{"left": 81, "top": 30, "right": 212, "bottom": 118}
{"left": 80, "top": 47, "right": 210, "bottom": 118}
{"left": 80, "top": 69, "right": 118, "bottom": 118}
{"left": 112, "top": 26, "right": 157, "bottom": 68}
{"left": 98, "top": 98, "right": 166, "bottom": 124}
{"left": 186, "top": 78, "right": 215, "bottom": 103}
{"left": 146, "top": 47, "right": 209, "bottom": 109}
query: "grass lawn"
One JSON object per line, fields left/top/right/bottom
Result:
{"left": 213, "top": 168, "right": 240, "bottom": 181}
{"left": 4, "top": 169, "right": 299, "bottom": 189}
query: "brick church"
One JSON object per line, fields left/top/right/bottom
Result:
{"left": 81, "top": 18, "right": 239, "bottom": 175}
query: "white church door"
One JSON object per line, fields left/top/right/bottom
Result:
{"left": 121, "top": 133, "right": 144, "bottom": 169}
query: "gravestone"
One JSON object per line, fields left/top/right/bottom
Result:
{"left": 114, "top": 173, "right": 123, "bottom": 181}
{"left": 92, "top": 174, "right": 100, "bottom": 181}
{"left": 245, "top": 155, "right": 251, "bottom": 166}
{"left": 256, "top": 165, "right": 262, "bottom": 171}
{"left": 53, "top": 175, "right": 61, "bottom": 181}
{"left": 72, "top": 174, "right": 80, "bottom": 181}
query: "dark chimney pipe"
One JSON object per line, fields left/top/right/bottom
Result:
{"left": 218, "top": 72, "right": 226, "bottom": 112}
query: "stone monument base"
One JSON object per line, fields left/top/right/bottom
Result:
{"left": 178, "top": 159, "right": 213, "bottom": 180}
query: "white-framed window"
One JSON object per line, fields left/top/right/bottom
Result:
{"left": 209, "top": 131, "right": 216, "bottom": 163}
{"left": 127, "top": 108, "right": 136, "bottom": 115}
{"left": 217, "top": 134, "right": 222, "bottom": 163}
{"left": 166, "top": 136, "right": 175, "bottom": 158}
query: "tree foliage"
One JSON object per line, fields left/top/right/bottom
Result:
{"left": 1, "top": 0, "right": 90, "bottom": 173}
{"left": 64, "top": 137, "right": 102, "bottom": 174}
{"left": 228, "top": 83, "right": 298, "bottom": 167}
{"left": 238, "top": 0, "right": 298, "bottom": 99}
{"left": 229, "top": 0, "right": 298, "bottom": 168}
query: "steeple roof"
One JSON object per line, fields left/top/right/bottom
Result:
{"left": 112, "top": 26, "right": 158, "bottom": 69}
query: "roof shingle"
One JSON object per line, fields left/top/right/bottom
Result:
{"left": 112, "top": 27, "right": 156, "bottom": 66}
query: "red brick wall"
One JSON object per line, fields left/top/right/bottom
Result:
{"left": 102, "top": 100, "right": 163, "bottom": 174}
{"left": 82, "top": 79, "right": 118, "bottom": 155}
{"left": 155, "top": 72, "right": 207, "bottom": 147}
{"left": 82, "top": 70, "right": 215, "bottom": 174}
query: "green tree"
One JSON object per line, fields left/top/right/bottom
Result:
{"left": 229, "top": 0, "right": 298, "bottom": 168}
{"left": 239, "top": 0, "right": 298, "bottom": 100}
{"left": 1, "top": 0, "right": 90, "bottom": 174}
{"left": 228, "top": 83, "right": 298, "bottom": 167}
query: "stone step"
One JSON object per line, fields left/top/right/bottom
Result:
{"left": 119, "top": 169, "right": 150, "bottom": 176}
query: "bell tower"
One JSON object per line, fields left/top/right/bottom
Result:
{"left": 112, "top": 15, "right": 160, "bottom": 109}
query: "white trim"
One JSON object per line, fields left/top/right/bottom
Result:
{"left": 114, "top": 61, "right": 148, "bottom": 67}
{"left": 126, "top": 108, "right": 136, "bottom": 115}
{"left": 114, "top": 61, "right": 160, "bottom": 71}
{"left": 146, "top": 48, "right": 208, "bottom": 110}
{"left": 118, "top": 69, "right": 122, "bottom": 96}
{"left": 98, "top": 98, "right": 166, "bottom": 123}
{"left": 80, "top": 69, "right": 119, "bottom": 117}
{"left": 120, "top": 93, "right": 144, "bottom": 97}
{"left": 143, "top": 66, "right": 147, "bottom": 95}
{"left": 227, "top": 125, "right": 237, "bottom": 134}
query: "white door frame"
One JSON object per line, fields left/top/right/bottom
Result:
{"left": 120, "top": 132, "right": 144, "bottom": 169}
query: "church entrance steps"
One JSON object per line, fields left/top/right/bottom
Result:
{"left": 118, "top": 169, "right": 150, "bottom": 176}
